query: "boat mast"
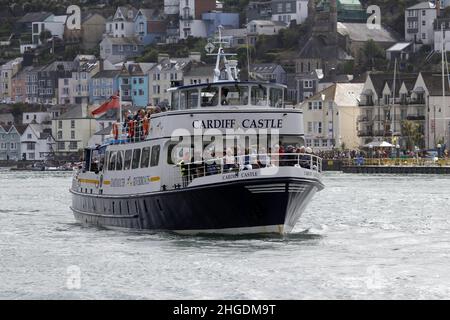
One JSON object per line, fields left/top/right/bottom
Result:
{"left": 209, "top": 26, "right": 239, "bottom": 82}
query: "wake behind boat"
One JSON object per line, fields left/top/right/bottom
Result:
{"left": 70, "top": 39, "right": 324, "bottom": 235}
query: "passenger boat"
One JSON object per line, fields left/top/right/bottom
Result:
{"left": 70, "top": 42, "right": 324, "bottom": 235}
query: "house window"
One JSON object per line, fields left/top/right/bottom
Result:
{"left": 277, "top": 3, "right": 283, "bottom": 13}
{"left": 422, "top": 10, "right": 425, "bottom": 16}
{"left": 306, "top": 139, "right": 312, "bottom": 147}
{"left": 58, "top": 142, "right": 65, "bottom": 150}
{"left": 71, "top": 120, "right": 75, "bottom": 128}
{"left": 71, "top": 131, "right": 75, "bottom": 139}
{"left": 69, "top": 141, "right": 78, "bottom": 150}
{"left": 57, "top": 131, "right": 62, "bottom": 139}
{"left": 58, "top": 120, "right": 62, "bottom": 129}
{"left": 307, "top": 121, "right": 312, "bottom": 133}
{"left": 133, "top": 45, "right": 138, "bottom": 51}
{"left": 304, "top": 80, "right": 313, "bottom": 88}
{"left": 119, "top": 45, "right": 123, "bottom": 52}
{"left": 422, "top": 20, "right": 426, "bottom": 26}
{"left": 139, "top": 78, "right": 144, "bottom": 84}
{"left": 286, "top": 3, "right": 291, "bottom": 12}
{"left": 422, "top": 33, "right": 426, "bottom": 39}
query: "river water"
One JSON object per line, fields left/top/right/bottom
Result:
{"left": 0, "top": 169, "right": 449, "bottom": 299}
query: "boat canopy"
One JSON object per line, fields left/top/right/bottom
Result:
{"left": 167, "top": 81, "right": 287, "bottom": 110}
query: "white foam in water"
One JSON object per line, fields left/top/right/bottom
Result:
{"left": 0, "top": 171, "right": 450, "bottom": 299}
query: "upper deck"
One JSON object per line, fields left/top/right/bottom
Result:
{"left": 167, "top": 81, "right": 287, "bottom": 110}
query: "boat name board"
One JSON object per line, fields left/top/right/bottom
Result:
{"left": 193, "top": 119, "right": 283, "bottom": 130}
{"left": 110, "top": 176, "right": 160, "bottom": 188}
{"left": 222, "top": 171, "right": 258, "bottom": 180}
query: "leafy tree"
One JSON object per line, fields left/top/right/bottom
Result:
{"left": 39, "top": 29, "right": 52, "bottom": 44}
{"left": 401, "top": 120, "right": 424, "bottom": 151}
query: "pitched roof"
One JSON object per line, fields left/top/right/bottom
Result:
{"left": 367, "top": 72, "right": 419, "bottom": 97}
{"left": 41, "top": 61, "right": 75, "bottom": 72}
{"left": 17, "top": 12, "right": 52, "bottom": 23}
{"left": 387, "top": 42, "right": 413, "bottom": 52}
{"left": 92, "top": 70, "right": 121, "bottom": 78}
{"left": 407, "top": 1, "right": 436, "bottom": 10}
{"left": 337, "top": 22, "right": 398, "bottom": 43}
{"left": 56, "top": 105, "right": 93, "bottom": 120}
{"left": 250, "top": 63, "right": 284, "bottom": 73}
{"left": 420, "top": 72, "right": 450, "bottom": 96}
{"left": 304, "top": 83, "right": 364, "bottom": 107}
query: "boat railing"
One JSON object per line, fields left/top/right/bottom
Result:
{"left": 105, "top": 119, "right": 150, "bottom": 145}
{"left": 170, "top": 153, "right": 322, "bottom": 189}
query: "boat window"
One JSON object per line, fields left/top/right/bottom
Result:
{"left": 104, "top": 151, "right": 109, "bottom": 171}
{"left": 201, "top": 86, "right": 219, "bottom": 107}
{"left": 132, "top": 148, "right": 141, "bottom": 169}
{"left": 116, "top": 150, "right": 124, "bottom": 171}
{"left": 269, "top": 88, "right": 283, "bottom": 108}
{"left": 171, "top": 91, "right": 179, "bottom": 110}
{"left": 124, "top": 149, "right": 132, "bottom": 170}
{"left": 108, "top": 152, "right": 116, "bottom": 171}
{"left": 251, "top": 85, "right": 268, "bottom": 106}
{"left": 221, "top": 85, "right": 249, "bottom": 106}
{"left": 150, "top": 145, "right": 160, "bottom": 167}
{"left": 167, "top": 144, "right": 190, "bottom": 165}
{"left": 141, "top": 147, "right": 150, "bottom": 168}
{"left": 180, "top": 89, "right": 199, "bottom": 110}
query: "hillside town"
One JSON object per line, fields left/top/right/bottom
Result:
{"left": 0, "top": 0, "right": 450, "bottom": 165}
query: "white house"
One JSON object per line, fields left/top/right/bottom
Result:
{"left": 105, "top": 6, "right": 138, "bottom": 38}
{"left": 247, "top": 20, "right": 288, "bottom": 45}
{"left": 20, "top": 123, "right": 55, "bottom": 161}
{"left": 404, "top": 1, "right": 437, "bottom": 46}
{"left": 22, "top": 112, "right": 52, "bottom": 124}
{"left": 271, "top": 0, "right": 309, "bottom": 25}
{"left": 300, "top": 83, "right": 364, "bottom": 150}
{"left": 32, "top": 15, "right": 67, "bottom": 45}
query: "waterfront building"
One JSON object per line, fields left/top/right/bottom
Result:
{"left": 99, "top": 36, "right": 144, "bottom": 64}
{"left": 358, "top": 72, "right": 424, "bottom": 148}
{"left": 51, "top": 105, "right": 97, "bottom": 156}
{"left": 20, "top": 123, "right": 55, "bottom": 161}
{"left": 0, "top": 58, "right": 23, "bottom": 103}
{"left": 0, "top": 124, "right": 25, "bottom": 161}
{"left": 300, "top": 83, "right": 363, "bottom": 150}
{"left": 413, "top": 71, "right": 450, "bottom": 149}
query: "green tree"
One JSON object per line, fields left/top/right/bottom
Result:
{"left": 401, "top": 120, "right": 424, "bottom": 151}
{"left": 39, "top": 29, "right": 52, "bottom": 44}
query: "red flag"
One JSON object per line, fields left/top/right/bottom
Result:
{"left": 92, "top": 94, "right": 120, "bottom": 116}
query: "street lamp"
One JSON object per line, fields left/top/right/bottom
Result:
{"left": 369, "top": 144, "right": 373, "bottom": 164}
{"left": 437, "top": 143, "right": 442, "bottom": 158}
{"left": 395, "top": 144, "right": 400, "bottom": 165}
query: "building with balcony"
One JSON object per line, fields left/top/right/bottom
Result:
{"left": 271, "top": 0, "right": 309, "bottom": 25}
{"left": 358, "top": 72, "right": 425, "bottom": 148}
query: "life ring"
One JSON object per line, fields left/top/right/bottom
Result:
{"left": 112, "top": 123, "right": 119, "bottom": 140}
{"left": 128, "top": 120, "right": 135, "bottom": 138}
{"left": 143, "top": 117, "right": 149, "bottom": 136}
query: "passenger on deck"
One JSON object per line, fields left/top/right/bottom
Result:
{"left": 221, "top": 88, "right": 229, "bottom": 105}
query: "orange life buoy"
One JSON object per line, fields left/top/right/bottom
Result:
{"left": 128, "top": 120, "right": 135, "bottom": 138}
{"left": 143, "top": 117, "right": 149, "bottom": 136}
{"left": 112, "top": 123, "right": 119, "bottom": 140}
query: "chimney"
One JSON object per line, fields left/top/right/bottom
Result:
{"left": 437, "top": 0, "right": 441, "bottom": 18}
{"left": 189, "top": 51, "right": 201, "bottom": 62}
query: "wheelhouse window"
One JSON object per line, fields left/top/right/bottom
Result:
{"left": 221, "top": 85, "right": 249, "bottom": 106}
{"left": 201, "top": 86, "right": 219, "bottom": 107}
{"left": 108, "top": 152, "right": 116, "bottom": 171}
{"left": 150, "top": 145, "right": 160, "bottom": 167}
{"left": 132, "top": 148, "right": 141, "bottom": 169}
{"left": 251, "top": 85, "right": 267, "bottom": 106}
{"left": 124, "top": 149, "right": 132, "bottom": 170}
{"left": 141, "top": 147, "right": 150, "bottom": 168}
{"left": 171, "top": 92, "right": 179, "bottom": 110}
{"left": 116, "top": 150, "right": 124, "bottom": 170}
{"left": 180, "top": 89, "right": 199, "bottom": 109}
{"left": 269, "top": 88, "right": 283, "bottom": 108}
